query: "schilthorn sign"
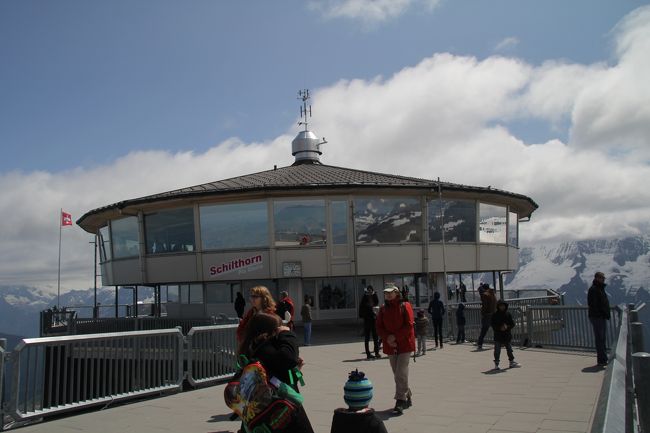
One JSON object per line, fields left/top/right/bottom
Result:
{"left": 209, "top": 254, "right": 263, "bottom": 276}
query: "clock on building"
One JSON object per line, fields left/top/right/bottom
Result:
{"left": 282, "top": 261, "right": 302, "bottom": 277}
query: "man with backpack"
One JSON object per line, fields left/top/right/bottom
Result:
{"left": 376, "top": 283, "right": 415, "bottom": 414}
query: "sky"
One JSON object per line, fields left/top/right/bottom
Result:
{"left": 1, "top": 0, "right": 649, "bottom": 292}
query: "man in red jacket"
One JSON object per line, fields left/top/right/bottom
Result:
{"left": 376, "top": 283, "right": 415, "bottom": 414}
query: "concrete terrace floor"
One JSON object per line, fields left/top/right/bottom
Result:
{"left": 13, "top": 339, "right": 606, "bottom": 433}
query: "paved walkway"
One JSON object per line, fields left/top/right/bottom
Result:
{"left": 13, "top": 340, "right": 605, "bottom": 433}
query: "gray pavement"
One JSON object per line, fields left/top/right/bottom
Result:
{"left": 12, "top": 339, "right": 605, "bottom": 433}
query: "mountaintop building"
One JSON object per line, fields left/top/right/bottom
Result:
{"left": 77, "top": 91, "right": 538, "bottom": 322}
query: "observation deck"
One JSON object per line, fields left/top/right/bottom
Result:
{"left": 1, "top": 303, "right": 647, "bottom": 433}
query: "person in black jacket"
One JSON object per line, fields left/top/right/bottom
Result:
{"left": 588, "top": 271, "right": 611, "bottom": 366}
{"left": 238, "top": 312, "right": 314, "bottom": 433}
{"left": 427, "top": 291, "right": 445, "bottom": 348}
{"left": 491, "top": 300, "right": 520, "bottom": 370}
{"left": 234, "top": 292, "right": 246, "bottom": 319}
{"left": 359, "top": 285, "right": 381, "bottom": 359}
{"left": 456, "top": 303, "right": 466, "bottom": 343}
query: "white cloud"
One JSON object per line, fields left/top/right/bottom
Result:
{"left": 494, "top": 36, "right": 519, "bottom": 52}
{"left": 2, "top": 6, "right": 650, "bottom": 292}
{"left": 309, "top": 0, "right": 442, "bottom": 23}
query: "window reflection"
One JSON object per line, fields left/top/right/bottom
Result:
{"left": 354, "top": 197, "right": 422, "bottom": 243}
{"left": 201, "top": 202, "right": 268, "bottom": 250}
{"left": 429, "top": 200, "right": 477, "bottom": 243}
{"left": 508, "top": 211, "right": 518, "bottom": 247}
{"left": 99, "top": 226, "right": 111, "bottom": 261}
{"left": 316, "top": 277, "right": 354, "bottom": 310}
{"left": 273, "top": 200, "right": 326, "bottom": 246}
{"left": 479, "top": 203, "right": 507, "bottom": 244}
{"left": 163, "top": 283, "right": 203, "bottom": 304}
{"left": 145, "top": 208, "right": 195, "bottom": 254}
{"left": 206, "top": 282, "right": 241, "bottom": 303}
{"left": 111, "top": 217, "right": 140, "bottom": 259}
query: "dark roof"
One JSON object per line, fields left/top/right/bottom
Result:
{"left": 77, "top": 163, "right": 538, "bottom": 230}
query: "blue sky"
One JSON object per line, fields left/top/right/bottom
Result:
{"left": 1, "top": 0, "right": 644, "bottom": 172}
{"left": 1, "top": 0, "right": 650, "bottom": 290}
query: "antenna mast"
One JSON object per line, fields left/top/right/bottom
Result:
{"left": 298, "top": 89, "right": 312, "bottom": 132}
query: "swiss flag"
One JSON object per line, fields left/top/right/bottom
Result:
{"left": 61, "top": 211, "right": 73, "bottom": 227}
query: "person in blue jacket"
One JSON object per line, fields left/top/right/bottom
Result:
{"left": 427, "top": 292, "right": 445, "bottom": 348}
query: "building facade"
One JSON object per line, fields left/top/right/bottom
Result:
{"left": 77, "top": 118, "right": 537, "bottom": 322}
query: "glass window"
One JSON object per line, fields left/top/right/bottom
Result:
{"left": 317, "top": 277, "right": 354, "bottom": 310}
{"left": 273, "top": 200, "right": 326, "bottom": 246}
{"left": 354, "top": 197, "right": 422, "bottom": 243}
{"left": 99, "top": 226, "right": 111, "bottom": 261}
{"left": 111, "top": 217, "right": 140, "bottom": 259}
{"left": 201, "top": 202, "right": 268, "bottom": 250}
{"left": 145, "top": 208, "right": 195, "bottom": 254}
{"left": 508, "top": 211, "right": 518, "bottom": 247}
{"left": 429, "top": 200, "right": 477, "bottom": 243}
{"left": 479, "top": 203, "right": 507, "bottom": 244}
{"left": 331, "top": 200, "right": 348, "bottom": 244}
{"left": 206, "top": 282, "right": 241, "bottom": 303}
{"left": 164, "top": 285, "right": 180, "bottom": 303}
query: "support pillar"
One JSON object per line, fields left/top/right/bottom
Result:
{"left": 632, "top": 352, "right": 650, "bottom": 433}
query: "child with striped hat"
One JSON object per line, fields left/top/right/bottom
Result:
{"left": 330, "top": 369, "right": 387, "bottom": 433}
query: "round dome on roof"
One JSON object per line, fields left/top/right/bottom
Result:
{"left": 292, "top": 130, "right": 322, "bottom": 164}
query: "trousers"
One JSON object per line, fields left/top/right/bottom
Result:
{"left": 388, "top": 352, "right": 412, "bottom": 401}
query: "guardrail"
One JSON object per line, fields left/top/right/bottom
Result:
{"left": 1, "top": 339, "right": 6, "bottom": 431}
{"left": 589, "top": 303, "right": 648, "bottom": 433}
{"left": 186, "top": 324, "right": 239, "bottom": 387}
{"left": 525, "top": 306, "right": 621, "bottom": 350}
{"left": 7, "top": 329, "right": 184, "bottom": 423}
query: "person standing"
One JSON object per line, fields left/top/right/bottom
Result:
{"left": 427, "top": 292, "right": 445, "bottom": 348}
{"left": 456, "top": 303, "right": 466, "bottom": 343}
{"left": 234, "top": 291, "right": 246, "bottom": 319}
{"left": 277, "top": 291, "right": 296, "bottom": 330}
{"left": 238, "top": 312, "right": 314, "bottom": 433}
{"left": 459, "top": 281, "right": 467, "bottom": 303}
{"left": 588, "top": 272, "right": 611, "bottom": 366}
{"left": 476, "top": 285, "right": 497, "bottom": 350}
{"left": 376, "top": 283, "right": 415, "bottom": 414}
{"left": 414, "top": 310, "right": 429, "bottom": 356}
{"left": 359, "top": 285, "right": 381, "bottom": 359}
{"left": 491, "top": 300, "right": 520, "bottom": 370}
{"left": 236, "top": 286, "right": 278, "bottom": 343}
{"left": 301, "top": 295, "right": 313, "bottom": 346}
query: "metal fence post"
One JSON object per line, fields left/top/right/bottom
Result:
{"left": 632, "top": 352, "right": 650, "bottom": 433}
{"left": 629, "top": 304, "right": 638, "bottom": 323}
{"left": 630, "top": 322, "right": 645, "bottom": 353}
{"left": 0, "top": 338, "right": 5, "bottom": 432}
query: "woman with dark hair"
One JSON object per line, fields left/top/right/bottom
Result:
{"left": 236, "top": 285, "right": 278, "bottom": 342}
{"left": 238, "top": 312, "right": 314, "bottom": 433}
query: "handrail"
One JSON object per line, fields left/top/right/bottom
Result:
{"left": 1, "top": 340, "right": 6, "bottom": 431}
{"left": 186, "top": 324, "right": 239, "bottom": 387}
{"left": 8, "top": 329, "right": 184, "bottom": 422}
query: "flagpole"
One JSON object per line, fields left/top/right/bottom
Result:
{"left": 58, "top": 208, "right": 62, "bottom": 309}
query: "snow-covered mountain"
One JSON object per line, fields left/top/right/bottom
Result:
{"left": 505, "top": 235, "right": 650, "bottom": 306}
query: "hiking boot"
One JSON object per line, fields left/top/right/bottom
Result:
{"left": 509, "top": 361, "right": 521, "bottom": 368}
{"left": 366, "top": 354, "right": 375, "bottom": 360}
{"left": 493, "top": 362, "right": 501, "bottom": 371}
{"left": 374, "top": 353, "right": 381, "bottom": 359}
{"left": 393, "top": 400, "right": 407, "bottom": 414}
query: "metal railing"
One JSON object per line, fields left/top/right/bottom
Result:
{"left": 42, "top": 314, "right": 237, "bottom": 337}
{"left": 590, "top": 303, "right": 648, "bottom": 433}
{"left": 7, "top": 329, "right": 184, "bottom": 422}
{"left": 525, "top": 306, "right": 621, "bottom": 350}
{"left": 1, "top": 340, "right": 6, "bottom": 432}
{"left": 186, "top": 324, "right": 239, "bottom": 387}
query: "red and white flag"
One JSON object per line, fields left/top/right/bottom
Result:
{"left": 61, "top": 211, "right": 73, "bottom": 227}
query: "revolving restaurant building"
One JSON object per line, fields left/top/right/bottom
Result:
{"left": 77, "top": 126, "right": 537, "bottom": 322}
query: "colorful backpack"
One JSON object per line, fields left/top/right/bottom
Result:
{"left": 224, "top": 355, "right": 304, "bottom": 433}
